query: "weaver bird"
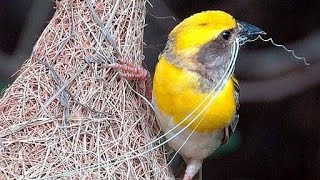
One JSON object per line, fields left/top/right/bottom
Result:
{"left": 110, "top": 10, "right": 265, "bottom": 180}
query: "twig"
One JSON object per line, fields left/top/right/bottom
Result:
{"left": 38, "top": 59, "right": 109, "bottom": 117}
{"left": 86, "top": 0, "right": 121, "bottom": 58}
{"left": 0, "top": 64, "right": 88, "bottom": 138}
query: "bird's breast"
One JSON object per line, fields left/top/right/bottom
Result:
{"left": 153, "top": 57, "right": 236, "bottom": 133}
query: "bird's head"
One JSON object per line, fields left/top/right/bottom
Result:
{"left": 163, "top": 10, "right": 265, "bottom": 71}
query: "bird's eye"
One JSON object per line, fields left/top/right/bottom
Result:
{"left": 222, "top": 31, "right": 231, "bottom": 40}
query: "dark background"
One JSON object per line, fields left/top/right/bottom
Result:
{"left": 0, "top": 0, "right": 319, "bottom": 179}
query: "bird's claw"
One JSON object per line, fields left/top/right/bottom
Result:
{"left": 108, "top": 59, "right": 152, "bottom": 100}
{"left": 108, "top": 60, "right": 149, "bottom": 81}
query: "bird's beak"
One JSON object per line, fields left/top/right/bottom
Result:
{"left": 237, "top": 21, "right": 266, "bottom": 44}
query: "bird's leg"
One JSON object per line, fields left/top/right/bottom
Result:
{"left": 183, "top": 173, "right": 194, "bottom": 180}
{"left": 183, "top": 159, "right": 203, "bottom": 180}
{"left": 108, "top": 60, "right": 152, "bottom": 100}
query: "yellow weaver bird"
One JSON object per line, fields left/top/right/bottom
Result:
{"left": 110, "top": 10, "right": 265, "bottom": 180}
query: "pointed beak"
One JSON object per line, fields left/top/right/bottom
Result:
{"left": 237, "top": 21, "right": 266, "bottom": 44}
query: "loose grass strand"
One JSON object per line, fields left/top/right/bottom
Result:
{"left": 242, "top": 35, "right": 309, "bottom": 65}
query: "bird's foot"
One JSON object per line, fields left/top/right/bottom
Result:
{"left": 181, "top": 159, "right": 202, "bottom": 180}
{"left": 108, "top": 60, "right": 149, "bottom": 81}
{"left": 182, "top": 173, "right": 194, "bottom": 180}
{"left": 108, "top": 60, "right": 152, "bottom": 100}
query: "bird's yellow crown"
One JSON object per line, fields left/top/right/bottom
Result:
{"left": 170, "top": 10, "right": 237, "bottom": 54}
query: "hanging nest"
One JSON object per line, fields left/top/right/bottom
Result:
{"left": 0, "top": 0, "right": 173, "bottom": 179}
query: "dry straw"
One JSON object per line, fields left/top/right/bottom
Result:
{"left": 0, "top": 0, "right": 173, "bottom": 179}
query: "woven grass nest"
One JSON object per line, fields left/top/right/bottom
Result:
{"left": 0, "top": 0, "right": 173, "bottom": 179}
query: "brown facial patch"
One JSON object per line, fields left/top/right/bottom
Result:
{"left": 197, "top": 28, "right": 236, "bottom": 65}
{"left": 197, "top": 38, "right": 231, "bottom": 64}
{"left": 195, "top": 29, "right": 237, "bottom": 92}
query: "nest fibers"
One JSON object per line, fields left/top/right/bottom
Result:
{"left": 0, "top": 0, "right": 173, "bottom": 179}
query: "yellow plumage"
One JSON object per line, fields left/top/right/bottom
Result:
{"left": 153, "top": 56, "right": 236, "bottom": 132}
{"left": 171, "top": 11, "right": 236, "bottom": 54}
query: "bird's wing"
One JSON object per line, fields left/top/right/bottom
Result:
{"left": 221, "top": 76, "right": 240, "bottom": 145}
